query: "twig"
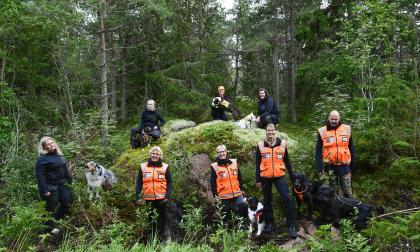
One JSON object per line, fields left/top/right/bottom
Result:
{"left": 370, "top": 207, "right": 420, "bottom": 220}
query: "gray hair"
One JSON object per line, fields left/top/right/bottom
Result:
{"left": 216, "top": 144, "right": 227, "bottom": 153}
{"left": 37, "top": 136, "right": 63, "bottom": 156}
{"left": 149, "top": 146, "right": 163, "bottom": 158}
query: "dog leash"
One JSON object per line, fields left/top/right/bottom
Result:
{"left": 335, "top": 195, "right": 362, "bottom": 207}
{"left": 293, "top": 184, "right": 308, "bottom": 203}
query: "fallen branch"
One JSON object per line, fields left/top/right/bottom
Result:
{"left": 370, "top": 207, "right": 420, "bottom": 220}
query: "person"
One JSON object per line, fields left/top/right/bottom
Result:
{"left": 35, "top": 136, "right": 73, "bottom": 235}
{"left": 135, "top": 146, "right": 172, "bottom": 238}
{"left": 210, "top": 145, "right": 248, "bottom": 228}
{"left": 316, "top": 110, "right": 355, "bottom": 198}
{"left": 131, "top": 99, "right": 166, "bottom": 148}
{"left": 256, "top": 123, "right": 297, "bottom": 239}
{"left": 211, "top": 86, "right": 230, "bottom": 121}
{"left": 256, "top": 88, "right": 280, "bottom": 128}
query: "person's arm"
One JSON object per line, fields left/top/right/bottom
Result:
{"left": 256, "top": 146, "right": 262, "bottom": 183}
{"left": 315, "top": 133, "right": 324, "bottom": 173}
{"left": 237, "top": 163, "right": 244, "bottom": 192}
{"left": 210, "top": 167, "right": 217, "bottom": 197}
{"left": 349, "top": 136, "right": 356, "bottom": 171}
{"left": 135, "top": 169, "right": 143, "bottom": 200}
{"left": 35, "top": 158, "right": 49, "bottom": 196}
{"left": 260, "top": 98, "right": 274, "bottom": 118}
{"left": 139, "top": 111, "right": 146, "bottom": 130}
{"left": 157, "top": 112, "right": 166, "bottom": 127}
{"left": 283, "top": 149, "right": 294, "bottom": 181}
{"left": 165, "top": 168, "right": 172, "bottom": 199}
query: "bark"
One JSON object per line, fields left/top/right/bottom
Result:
{"left": 119, "top": 28, "right": 127, "bottom": 121}
{"left": 107, "top": 31, "right": 117, "bottom": 120}
{"left": 98, "top": 5, "right": 108, "bottom": 146}
{"left": 272, "top": 8, "right": 280, "bottom": 108}
{"left": 285, "top": 0, "right": 297, "bottom": 122}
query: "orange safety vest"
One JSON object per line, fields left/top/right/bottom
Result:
{"left": 210, "top": 159, "right": 243, "bottom": 199}
{"left": 140, "top": 162, "right": 169, "bottom": 200}
{"left": 258, "top": 140, "right": 286, "bottom": 178}
{"left": 318, "top": 124, "right": 351, "bottom": 165}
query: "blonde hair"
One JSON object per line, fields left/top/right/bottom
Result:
{"left": 37, "top": 136, "right": 63, "bottom": 156}
{"left": 149, "top": 146, "right": 163, "bottom": 159}
{"left": 216, "top": 144, "right": 227, "bottom": 153}
{"left": 146, "top": 99, "right": 156, "bottom": 111}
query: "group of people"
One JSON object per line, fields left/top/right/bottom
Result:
{"left": 36, "top": 84, "right": 355, "bottom": 240}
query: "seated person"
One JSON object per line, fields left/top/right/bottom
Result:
{"left": 131, "top": 99, "right": 166, "bottom": 148}
{"left": 256, "top": 88, "right": 280, "bottom": 128}
{"left": 211, "top": 86, "right": 240, "bottom": 121}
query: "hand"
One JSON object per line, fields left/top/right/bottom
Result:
{"left": 256, "top": 182, "right": 262, "bottom": 189}
{"left": 44, "top": 192, "right": 51, "bottom": 197}
{"left": 256, "top": 117, "right": 260, "bottom": 123}
{"left": 135, "top": 199, "right": 143, "bottom": 206}
{"left": 153, "top": 126, "right": 158, "bottom": 130}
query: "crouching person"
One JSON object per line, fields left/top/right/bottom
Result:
{"left": 35, "top": 136, "right": 73, "bottom": 235}
{"left": 210, "top": 145, "right": 248, "bottom": 229}
{"left": 135, "top": 146, "right": 172, "bottom": 239}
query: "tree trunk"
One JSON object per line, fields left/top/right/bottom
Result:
{"left": 272, "top": 8, "right": 280, "bottom": 108}
{"left": 119, "top": 28, "right": 127, "bottom": 121}
{"left": 285, "top": 0, "right": 297, "bottom": 122}
{"left": 107, "top": 31, "right": 117, "bottom": 120}
{"left": 98, "top": 5, "right": 108, "bottom": 146}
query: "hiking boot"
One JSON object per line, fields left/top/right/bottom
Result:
{"left": 288, "top": 225, "right": 297, "bottom": 239}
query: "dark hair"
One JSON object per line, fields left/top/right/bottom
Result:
{"left": 258, "top": 88, "right": 269, "bottom": 98}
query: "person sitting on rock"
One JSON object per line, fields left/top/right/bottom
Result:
{"left": 211, "top": 86, "right": 240, "bottom": 121}
{"left": 256, "top": 88, "right": 280, "bottom": 128}
{"left": 131, "top": 99, "right": 166, "bottom": 148}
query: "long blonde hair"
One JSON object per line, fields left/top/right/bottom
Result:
{"left": 37, "top": 136, "right": 63, "bottom": 156}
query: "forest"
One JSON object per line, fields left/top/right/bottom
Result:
{"left": 0, "top": 0, "right": 419, "bottom": 251}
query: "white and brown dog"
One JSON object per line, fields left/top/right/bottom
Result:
{"left": 235, "top": 113, "right": 257, "bottom": 129}
{"left": 85, "top": 161, "right": 117, "bottom": 200}
{"left": 246, "top": 196, "right": 265, "bottom": 236}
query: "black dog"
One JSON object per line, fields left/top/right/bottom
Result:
{"left": 292, "top": 172, "right": 316, "bottom": 220}
{"left": 315, "top": 184, "right": 384, "bottom": 230}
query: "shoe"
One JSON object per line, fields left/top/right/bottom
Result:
{"left": 51, "top": 228, "right": 60, "bottom": 235}
{"left": 288, "top": 225, "right": 297, "bottom": 239}
{"left": 264, "top": 223, "right": 272, "bottom": 232}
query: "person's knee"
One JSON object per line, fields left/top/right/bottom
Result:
{"left": 151, "top": 130, "right": 161, "bottom": 140}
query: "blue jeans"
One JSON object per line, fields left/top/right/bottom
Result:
{"left": 261, "top": 177, "right": 296, "bottom": 226}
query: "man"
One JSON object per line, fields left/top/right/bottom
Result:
{"left": 256, "top": 124, "right": 297, "bottom": 239}
{"left": 210, "top": 145, "right": 248, "bottom": 228}
{"left": 256, "top": 88, "right": 280, "bottom": 128}
{"left": 316, "top": 110, "right": 355, "bottom": 198}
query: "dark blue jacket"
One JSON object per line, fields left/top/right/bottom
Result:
{"left": 139, "top": 110, "right": 166, "bottom": 130}
{"left": 257, "top": 96, "right": 280, "bottom": 123}
{"left": 35, "top": 151, "right": 72, "bottom": 197}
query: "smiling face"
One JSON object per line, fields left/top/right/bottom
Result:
{"left": 258, "top": 90, "right": 266, "bottom": 100}
{"left": 150, "top": 149, "right": 161, "bottom": 162}
{"left": 217, "top": 86, "right": 225, "bottom": 97}
{"left": 43, "top": 138, "right": 56, "bottom": 153}
{"left": 146, "top": 100, "right": 155, "bottom": 111}
{"left": 217, "top": 148, "right": 227, "bottom": 160}
{"left": 328, "top": 111, "right": 340, "bottom": 127}
{"left": 266, "top": 124, "right": 276, "bottom": 141}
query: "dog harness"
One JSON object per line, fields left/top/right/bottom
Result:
{"left": 258, "top": 140, "right": 286, "bottom": 178}
{"left": 293, "top": 184, "right": 307, "bottom": 203}
{"left": 140, "top": 162, "right": 169, "bottom": 200}
{"left": 318, "top": 124, "right": 351, "bottom": 165}
{"left": 210, "top": 159, "right": 243, "bottom": 199}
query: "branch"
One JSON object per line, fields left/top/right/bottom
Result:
{"left": 370, "top": 207, "right": 420, "bottom": 220}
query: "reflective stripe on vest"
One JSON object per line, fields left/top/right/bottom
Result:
{"left": 210, "top": 159, "right": 243, "bottom": 199}
{"left": 318, "top": 124, "right": 351, "bottom": 165}
{"left": 140, "top": 162, "right": 169, "bottom": 200}
{"left": 258, "top": 140, "right": 286, "bottom": 178}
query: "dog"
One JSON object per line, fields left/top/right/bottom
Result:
{"left": 292, "top": 172, "right": 316, "bottom": 220}
{"left": 211, "top": 97, "right": 242, "bottom": 120}
{"left": 314, "top": 184, "right": 384, "bottom": 230}
{"left": 235, "top": 113, "right": 257, "bottom": 129}
{"left": 246, "top": 196, "right": 265, "bottom": 236}
{"left": 85, "top": 161, "right": 117, "bottom": 200}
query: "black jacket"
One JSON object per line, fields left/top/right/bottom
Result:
{"left": 210, "top": 157, "right": 244, "bottom": 197}
{"left": 315, "top": 122, "right": 356, "bottom": 173}
{"left": 135, "top": 159, "right": 172, "bottom": 200}
{"left": 255, "top": 138, "right": 293, "bottom": 183}
{"left": 257, "top": 96, "right": 280, "bottom": 122}
{"left": 211, "top": 95, "right": 230, "bottom": 117}
{"left": 139, "top": 110, "right": 166, "bottom": 130}
{"left": 35, "top": 151, "right": 72, "bottom": 197}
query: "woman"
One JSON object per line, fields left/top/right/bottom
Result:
{"left": 35, "top": 136, "right": 73, "bottom": 234}
{"left": 210, "top": 145, "right": 248, "bottom": 227}
{"left": 135, "top": 146, "right": 172, "bottom": 237}
{"left": 256, "top": 88, "right": 280, "bottom": 128}
{"left": 131, "top": 100, "right": 166, "bottom": 148}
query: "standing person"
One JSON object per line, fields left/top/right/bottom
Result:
{"left": 210, "top": 145, "right": 248, "bottom": 228}
{"left": 131, "top": 99, "right": 166, "bottom": 148}
{"left": 135, "top": 146, "right": 172, "bottom": 238}
{"left": 211, "top": 85, "right": 230, "bottom": 121}
{"left": 256, "top": 124, "right": 297, "bottom": 239}
{"left": 256, "top": 88, "right": 280, "bottom": 128}
{"left": 316, "top": 110, "right": 355, "bottom": 198}
{"left": 35, "top": 136, "right": 73, "bottom": 235}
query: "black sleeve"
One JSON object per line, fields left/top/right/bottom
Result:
{"left": 157, "top": 112, "right": 166, "bottom": 127}
{"left": 165, "top": 168, "right": 172, "bottom": 199}
{"left": 349, "top": 136, "right": 356, "bottom": 171}
{"left": 35, "top": 157, "right": 48, "bottom": 196}
{"left": 315, "top": 133, "right": 324, "bottom": 173}
{"left": 284, "top": 148, "right": 294, "bottom": 179}
{"left": 210, "top": 167, "right": 217, "bottom": 197}
{"left": 139, "top": 111, "right": 146, "bottom": 130}
{"left": 256, "top": 146, "right": 262, "bottom": 183}
{"left": 135, "top": 169, "right": 143, "bottom": 200}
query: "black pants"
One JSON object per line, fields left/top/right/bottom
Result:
{"left": 147, "top": 200, "right": 167, "bottom": 237}
{"left": 211, "top": 109, "right": 228, "bottom": 121}
{"left": 257, "top": 115, "right": 279, "bottom": 129}
{"left": 131, "top": 127, "right": 161, "bottom": 148}
{"left": 43, "top": 185, "right": 73, "bottom": 230}
{"left": 262, "top": 177, "right": 296, "bottom": 227}
{"left": 220, "top": 195, "right": 248, "bottom": 227}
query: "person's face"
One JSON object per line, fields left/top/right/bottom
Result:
{"left": 218, "top": 87, "right": 225, "bottom": 96}
{"left": 43, "top": 139, "right": 56, "bottom": 153}
{"left": 146, "top": 101, "right": 155, "bottom": 111}
{"left": 150, "top": 150, "right": 161, "bottom": 162}
{"left": 328, "top": 113, "right": 340, "bottom": 126}
{"left": 266, "top": 126, "right": 276, "bottom": 139}
{"left": 217, "top": 148, "right": 227, "bottom": 159}
{"left": 259, "top": 90, "right": 266, "bottom": 99}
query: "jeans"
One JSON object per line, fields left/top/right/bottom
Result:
{"left": 220, "top": 195, "right": 248, "bottom": 227}
{"left": 43, "top": 185, "right": 73, "bottom": 230}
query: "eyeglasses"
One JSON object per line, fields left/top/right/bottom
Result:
{"left": 217, "top": 150, "right": 227, "bottom": 154}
